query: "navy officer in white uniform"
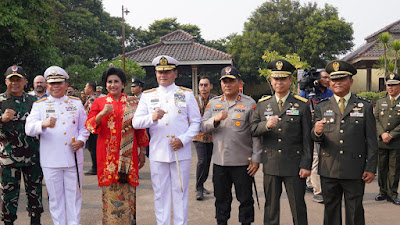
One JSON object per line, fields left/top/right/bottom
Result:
{"left": 132, "top": 55, "right": 201, "bottom": 225}
{"left": 25, "top": 66, "right": 89, "bottom": 225}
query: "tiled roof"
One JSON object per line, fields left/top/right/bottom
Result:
{"left": 342, "top": 19, "right": 400, "bottom": 63}
{"left": 125, "top": 30, "right": 232, "bottom": 65}
{"left": 365, "top": 20, "right": 400, "bottom": 42}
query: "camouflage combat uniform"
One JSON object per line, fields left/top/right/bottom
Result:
{"left": 0, "top": 92, "right": 43, "bottom": 223}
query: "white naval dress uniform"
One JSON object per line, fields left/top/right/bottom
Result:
{"left": 132, "top": 83, "right": 201, "bottom": 225}
{"left": 25, "top": 95, "right": 89, "bottom": 225}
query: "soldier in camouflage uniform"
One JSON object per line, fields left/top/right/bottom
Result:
{"left": 0, "top": 66, "right": 42, "bottom": 225}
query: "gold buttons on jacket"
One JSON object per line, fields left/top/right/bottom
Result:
{"left": 388, "top": 123, "right": 391, "bottom": 126}
{"left": 61, "top": 112, "right": 64, "bottom": 115}
{"left": 290, "top": 118, "right": 294, "bottom": 121}
{"left": 166, "top": 100, "right": 168, "bottom": 103}
{"left": 62, "top": 122, "right": 65, "bottom": 124}
{"left": 166, "top": 135, "right": 170, "bottom": 138}
{"left": 339, "top": 151, "right": 343, "bottom": 154}
{"left": 278, "top": 118, "right": 282, "bottom": 121}
{"left": 389, "top": 115, "right": 392, "bottom": 118}
{"left": 340, "top": 130, "right": 344, "bottom": 134}
{"left": 341, "top": 120, "right": 345, "bottom": 124}
{"left": 297, "top": 151, "right": 300, "bottom": 154}
{"left": 278, "top": 149, "right": 282, "bottom": 153}
{"left": 339, "top": 140, "right": 343, "bottom": 144}
{"left": 64, "top": 132, "right": 66, "bottom": 135}
{"left": 166, "top": 123, "right": 169, "bottom": 126}
{"left": 278, "top": 139, "right": 282, "bottom": 142}
{"left": 355, "top": 121, "right": 359, "bottom": 124}
{"left": 278, "top": 128, "right": 282, "bottom": 132}
{"left": 65, "top": 143, "right": 67, "bottom": 145}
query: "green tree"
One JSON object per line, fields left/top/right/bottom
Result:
{"left": 0, "top": 0, "right": 62, "bottom": 84}
{"left": 227, "top": 0, "right": 353, "bottom": 81}
{"left": 54, "top": 0, "right": 126, "bottom": 67}
{"left": 144, "top": 18, "right": 205, "bottom": 45}
{"left": 65, "top": 58, "right": 145, "bottom": 91}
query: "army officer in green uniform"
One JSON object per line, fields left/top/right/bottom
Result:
{"left": 312, "top": 60, "right": 378, "bottom": 225}
{"left": 374, "top": 72, "right": 400, "bottom": 205}
{"left": 250, "top": 59, "right": 313, "bottom": 225}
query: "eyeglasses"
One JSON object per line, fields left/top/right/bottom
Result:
{"left": 199, "top": 83, "right": 209, "bottom": 87}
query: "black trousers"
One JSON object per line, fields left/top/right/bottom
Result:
{"left": 194, "top": 141, "right": 213, "bottom": 191}
{"left": 378, "top": 148, "right": 400, "bottom": 199}
{"left": 263, "top": 174, "right": 307, "bottom": 225}
{"left": 86, "top": 133, "right": 98, "bottom": 170}
{"left": 321, "top": 176, "right": 365, "bottom": 225}
{"left": 213, "top": 164, "right": 254, "bottom": 224}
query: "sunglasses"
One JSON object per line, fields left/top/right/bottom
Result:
{"left": 199, "top": 83, "right": 209, "bottom": 87}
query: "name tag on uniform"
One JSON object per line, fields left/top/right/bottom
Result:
{"left": 350, "top": 112, "right": 364, "bottom": 117}
{"left": 381, "top": 103, "right": 388, "bottom": 107}
{"left": 286, "top": 110, "right": 299, "bottom": 116}
{"left": 46, "top": 109, "right": 57, "bottom": 118}
{"left": 324, "top": 110, "right": 335, "bottom": 116}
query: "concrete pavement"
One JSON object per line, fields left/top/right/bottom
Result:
{"left": 14, "top": 145, "right": 400, "bottom": 225}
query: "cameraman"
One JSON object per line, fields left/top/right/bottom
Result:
{"left": 300, "top": 69, "right": 333, "bottom": 203}
{"left": 299, "top": 70, "right": 333, "bottom": 101}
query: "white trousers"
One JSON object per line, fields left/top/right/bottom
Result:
{"left": 150, "top": 159, "right": 191, "bottom": 225}
{"left": 42, "top": 164, "right": 83, "bottom": 225}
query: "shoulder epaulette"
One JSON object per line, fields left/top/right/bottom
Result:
{"left": 356, "top": 96, "right": 371, "bottom": 103}
{"left": 317, "top": 97, "right": 330, "bottom": 104}
{"left": 144, "top": 88, "right": 156, "bottom": 93}
{"left": 258, "top": 96, "right": 272, "bottom": 103}
{"left": 294, "top": 95, "right": 307, "bottom": 103}
{"left": 179, "top": 86, "right": 192, "bottom": 92}
{"left": 68, "top": 96, "right": 80, "bottom": 100}
{"left": 35, "top": 97, "right": 47, "bottom": 103}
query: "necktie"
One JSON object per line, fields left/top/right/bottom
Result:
{"left": 278, "top": 99, "right": 283, "bottom": 112}
{"left": 391, "top": 98, "right": 395, "bottom": 107}
{"left": 339, "top": 98, "right": 345, "bottom": 115}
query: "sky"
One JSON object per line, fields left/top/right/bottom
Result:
{"left": 102, "top": 0, "right": 400, "bottom": 52}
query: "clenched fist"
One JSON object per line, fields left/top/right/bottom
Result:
{"left": 1, "top": 108, "right": 16, "bottom": 123}
{"left": 101, "top": 104, "right": 113, "bottom": 116}
{"left": 152, "top": 109, "right": 165, "bottom": 121}
{"left": 266, "top": 115, "right": 279, "bottom": 129}
{"left": 214, "top": 110, "right": 228, "bottom": 123}
{"left": 42, "top": 117, "right": 57, "bottom": 128}
{"left": 314, "top": 118, "right": 327, "bottom": 136}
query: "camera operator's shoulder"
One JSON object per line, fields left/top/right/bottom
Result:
{"left": 258, "top": 95, "right": 272, "bottom": 103}
{"left": 294, "top": 95, "right": 307, "bottom": 103}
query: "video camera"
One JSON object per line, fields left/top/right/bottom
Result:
{"left": 299, "top": 67, "right": 321, "bottom": 93}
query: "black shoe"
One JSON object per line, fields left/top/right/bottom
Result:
{"left": 4, "top": 222, "right": 14, "bottom": 225}
{"left": 305, "top": 186, "right": 313, "bottom": 193}
{"left": 217, "top": 222, "right": 227, "bottom": 225}
{"left": 31, "top": 215, "right": 41, "bottom": 225}
{"left": 312, "top": 194, "right": 324, "bottom": 203}
{"left": 84, "top": 168, "right": 97, "bottom": 175}
{"left": 196, "top": 190, "right": 204, "bottom": 200}
{"left": 375, "top": 193, "right": 387, "bottom": 201}
{"left": 387, "top": 197, "right": 400, "bottom": 205}
{"left": 203, "top": 188, "right": 211, "bottom": 194}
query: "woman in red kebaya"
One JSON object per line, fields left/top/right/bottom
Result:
{"left": 85, "top": 67, "right": 148, "bottom": 224}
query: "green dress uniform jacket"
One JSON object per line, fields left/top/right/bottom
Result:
{"left": 374, "top": 95, "right": 400, "bottom": 149}
{"left": 250, "top": 94, "right": 313, "bottom": 176}
{"left": 311, "top": 94, "right": 378, "bottom": 179}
